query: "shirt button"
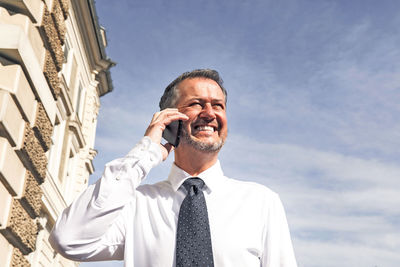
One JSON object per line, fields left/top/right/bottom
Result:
{"left": 116, "top": 176, "right": 120, "bottom": 181}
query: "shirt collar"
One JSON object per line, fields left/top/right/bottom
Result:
{"left": 168, "top": 160, "right": 224, "bottom": 193}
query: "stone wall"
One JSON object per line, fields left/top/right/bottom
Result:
{"left": 43, "top": 50, "right": 61, "bottom": 99}
{"left": 20, "top": 171, "right": 43, "bottom": 219}
{"left": 0, "top": 0, "right": 112, "bottom": 266}
{"left": 41, "top": 0, "right": 68, "bottom": 99}
{"left": 20, "top": 123, "right": 47, "bottom": 185}
{"left": 59, "top": 0, "right": 70, "bottom": 19}
{"left": 41, "top": 6, "right": 64, "bottom": 71}
{"left": 9, "top": 200, "right": 38, "bottom": 253}
{"left": 11, "top": 247, "right": 29, "bottom": 267}
{"left": 0, "top": 1, "right": 70, "bottom": 266}
{"left": 0, "top": 199, "right": 38, "bottom": 256}
{"left": 33, "top": 101, "right": 53, "bottom": 152}
{"left": 51, "top": 0, "right": 66, "bottom": 44}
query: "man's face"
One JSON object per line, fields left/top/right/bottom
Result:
{"left": 175, "top": 77, "right": 227, "bottom": 152}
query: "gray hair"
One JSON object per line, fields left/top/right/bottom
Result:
{"left": 159, "top": 69, "right": 227, "bottom": 110}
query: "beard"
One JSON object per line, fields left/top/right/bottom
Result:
{"left": 180, "top": 125, "right": 225, "bottom": 153}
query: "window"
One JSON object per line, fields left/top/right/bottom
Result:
{"left": 68, "top": 56, "right": 78, "bottom": 91}
{"left": 76, "top": 82, "right": 87, "bottom": 121}
{"left": 47, "top": 117, "right": 66, "bottom": 182}
{"left": 63, "top": 39, "right": 70, "bottom": 63}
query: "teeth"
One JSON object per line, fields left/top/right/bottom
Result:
{"left": 196, "top": 126, "right": 214, "bottom": 131}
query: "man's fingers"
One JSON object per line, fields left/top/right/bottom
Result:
{"left": 151, "top": 110, "right": 188, "bottom": 129}
{"left": 152, "top": 109, "right": 184, "bottom": 120}
{"left": 160, "top": 109, "right": 188, "bottom": 121}
{"left": 145, "top": 109, "right": 188, "bottom": 148}
{"left": 152, "top": 108, "right": 181, "bottom": 120}
{"left": 162, "top": 113, "right": 188, "bottom": 126}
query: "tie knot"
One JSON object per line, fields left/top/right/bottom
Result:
{"left": 182, "top": 177, "right": 205, "bottom": 195}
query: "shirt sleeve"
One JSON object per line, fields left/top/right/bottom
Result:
{"left": 261, "top": 193, "right": 298, "bottom": 267}
{"left": 49, "top": 136, "right": 162, "bottom": 261}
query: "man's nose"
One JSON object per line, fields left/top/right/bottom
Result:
{"left": 199, "top": 104, "right": 216, "bottom": 120}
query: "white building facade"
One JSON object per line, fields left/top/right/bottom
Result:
{"left": 0, "top": 0, "right": 114, "bottom": 266}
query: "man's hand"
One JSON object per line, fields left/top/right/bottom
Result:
{"left": 145, "top": 108, "right": 188, "bottom": 161}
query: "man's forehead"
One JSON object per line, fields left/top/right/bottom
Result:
{"left": 177, "top": 78, "right": 224, "bottom": 95}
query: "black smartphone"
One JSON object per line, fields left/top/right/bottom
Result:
{"left": 162, "top": 120, "right": 182, "bottom": 147}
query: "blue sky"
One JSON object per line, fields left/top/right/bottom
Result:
{"left": 81, "top": 0, "right": 400, "bottom": 266}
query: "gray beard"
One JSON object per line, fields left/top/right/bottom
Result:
{"left": 180, "top": 126, "right": 225, "bottom": 153}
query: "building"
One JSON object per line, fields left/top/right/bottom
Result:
{"left": 0, "top": 0, "right": 114, "bottom": 266}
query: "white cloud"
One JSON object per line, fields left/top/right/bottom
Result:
{"left": 295, "top": 238, "right": 400, "bottom": 267}
{"left": 219, "top": 134, "right": 400, "bottom": 266}
{"left": 85, "top": 1, "right": 400, "bottom": 266}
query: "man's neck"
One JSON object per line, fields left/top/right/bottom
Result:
{"left": 174, "top": 145, "right": 219, "bottom": 176}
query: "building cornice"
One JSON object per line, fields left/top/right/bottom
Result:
{"left": 70, "top": 0, "right": 115, "bottom": 97}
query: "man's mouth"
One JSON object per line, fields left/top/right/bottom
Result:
{"left": 194, "top": 125, "right": 216, "bottom": 132}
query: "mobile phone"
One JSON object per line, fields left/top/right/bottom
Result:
{"left": 162, "top": 120, "right": 182, "bottom": 147}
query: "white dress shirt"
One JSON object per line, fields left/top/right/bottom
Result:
{"left": 50, "top": 137, "right": 297, "bottom": 267}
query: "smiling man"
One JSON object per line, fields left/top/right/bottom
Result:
{"left": 49, "top": 69, "right": 297, "bottom": 267}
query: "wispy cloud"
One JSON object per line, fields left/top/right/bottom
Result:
{"left": 220, "top": 134, "right": 400, "bottom": 266}
{"left": 224, "top": 14, "right": 400, "bottom": 162}
{"left": 83, "top": 0, "right": 400, "bottom": 266}
{"left": 295, "top": 238, "right": 400, "bottom": 267}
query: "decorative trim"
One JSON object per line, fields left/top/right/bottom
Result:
{"left": 68, "top": 115, "right": 85, "bottom": 149}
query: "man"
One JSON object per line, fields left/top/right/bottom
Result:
{"left": 50, "top": 69, "right": 297, "bottom": 266}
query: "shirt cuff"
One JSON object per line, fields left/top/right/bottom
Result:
{"left": 126, "top": 136, "right": 163, "bottom": 171}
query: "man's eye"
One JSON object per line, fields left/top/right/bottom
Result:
{"left": 190, "top": 103, "right": 201, "bottom": 107}
{"left": 213, "top": 103, "right": 224, "bottom": 109}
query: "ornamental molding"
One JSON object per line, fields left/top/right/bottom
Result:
{"left": 67, "top": 113, "right": 85, "bottom": 149}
